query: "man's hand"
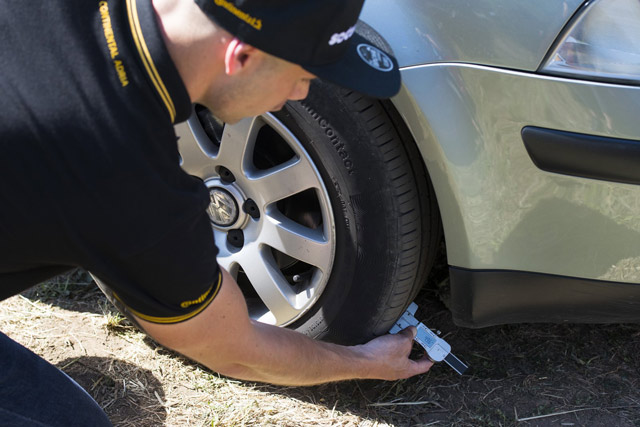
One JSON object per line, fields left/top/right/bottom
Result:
{"left": 136, "top": 268, "right": 432, "bottom": 385}
{"left": 357, "top": 327, "right": 434, "bottom": 381}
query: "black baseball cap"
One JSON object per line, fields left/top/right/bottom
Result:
{"left": 194, "top": 0, "right": 401, "bottom": 98}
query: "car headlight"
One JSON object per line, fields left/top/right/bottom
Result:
{"left": 541, "top": 0, "right": 640, "bottom": 84}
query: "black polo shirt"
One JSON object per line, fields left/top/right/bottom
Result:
{"left": 0, "top": 0, "right": 221, "bottom": 323}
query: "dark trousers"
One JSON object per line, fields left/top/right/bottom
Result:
{"left": 0, "top": 331, "right": 112, "bottom": 426}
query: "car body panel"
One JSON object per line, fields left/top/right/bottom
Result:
{"left": 392, "top": 63, "right": 640, "bottom": 283}
{"left": 361, "top": 0, "right": 584, "bottom": 70}
{"left": 450, "top": 268, "right": 640, "bottom": 327}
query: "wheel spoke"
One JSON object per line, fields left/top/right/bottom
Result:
{"left": 176, "top": 122, "right": 217, "bottom": 177}
{"left": 240, "top": 245, "right": 302, "bottom": 325}
{"left": 261, "top": 214, "right": 332, "bottom": 272}
{"left": 249, "top": 159, "right": 319, "bottom": 205}
{"left": 215, "top": 116, "right": 261, "bottom": 174}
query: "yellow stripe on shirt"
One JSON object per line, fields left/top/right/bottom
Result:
{"left": 113, "top": 271, "right": 222, "bottom": 324}
{"left": 125, "top": 0, "right": 176, "bottom": 122}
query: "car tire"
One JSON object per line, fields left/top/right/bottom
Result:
{"left": 272, "top": 82, "right": 441, "bottom": 344}
{"left": 178, "top": 81, "right": 441, "bottom": 345}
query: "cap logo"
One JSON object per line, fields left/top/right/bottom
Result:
{"left": 328, "top": 25, "right": 356, "bottom": 46}
{"left": 214, "top": 0, "right": 262, "bottom": 30}
{"left": 357, "top": 44, "right": 394, "bottom": 72}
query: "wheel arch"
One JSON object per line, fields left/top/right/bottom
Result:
{"left": 386, "top": 82, "right": 472, "bottom": 270}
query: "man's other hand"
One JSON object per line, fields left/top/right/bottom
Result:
{"left": 356, "top": 327, "right": 433, "bottom": 381}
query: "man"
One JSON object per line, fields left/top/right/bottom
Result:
{"left": 0, "top": 0, "right": 433, "bottom": 424}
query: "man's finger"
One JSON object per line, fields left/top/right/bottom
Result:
{"left": 409, "top": 356, "right": 434, "bottom": 376}
{"left": 398, "top": 325, "right": 417, "bottom": 340}
{"left": 396, "top": 326, "right": 417, "bottom": 358}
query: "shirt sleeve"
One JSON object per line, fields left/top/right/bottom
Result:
{"left": 90, "top": 211, "right": 222, "bottom": 324}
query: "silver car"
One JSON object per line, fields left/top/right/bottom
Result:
{"left": 175, "top": 0, "right": 640, "bottom": 343}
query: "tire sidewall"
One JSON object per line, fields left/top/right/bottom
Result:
{"left": 274, "top": 85, "right": 405, "bottom": 344}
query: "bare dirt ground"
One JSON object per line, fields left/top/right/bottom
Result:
{"left": 1, "top": 266, "right": 640, "bottom": 426}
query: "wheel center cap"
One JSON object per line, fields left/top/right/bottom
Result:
{"left": 207, "top": 188, "right": 239, "bottom": 227}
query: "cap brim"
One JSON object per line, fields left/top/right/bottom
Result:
{"left": 303, "top": 26, "right": 401, "bottom": 99}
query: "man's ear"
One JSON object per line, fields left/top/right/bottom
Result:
{"left": 224, "top": 38, "right": 257, "bottom": 76}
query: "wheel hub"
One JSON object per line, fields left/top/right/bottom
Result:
{"left": 206, "top": 179, "right": 248, "bottom": 230}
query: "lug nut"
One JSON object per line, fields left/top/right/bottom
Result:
{"left": 218, "top": 166, "right": 235, "bottom": 183}
{"left": 227, "top": 229, "right": 244, "bottom": 248}
{"left": 243, "top": 199, "right": 260, "bottom": 219}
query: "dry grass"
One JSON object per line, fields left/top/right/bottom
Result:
{"left": 1, "top": 269, "right": 640, "bottom": 426}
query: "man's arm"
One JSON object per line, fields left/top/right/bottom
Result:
{"left": 136, "top": 268, "right": 433, "bottom": 386}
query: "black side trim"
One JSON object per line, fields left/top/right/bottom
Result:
{"left": 521, "top": 126, "right": 640, "bottom": 185}
{"left": 450, "top": 267, "right": 640, "bottom": 328}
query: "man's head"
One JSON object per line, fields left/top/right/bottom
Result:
{"left": 200, "top": 37, "right": 318, "bottom": 124}
{"left": 160, "top": 0, "right": 400, "bottom": 123}
{"left": 195, "top": 0, "right": 400, "bottom": 93}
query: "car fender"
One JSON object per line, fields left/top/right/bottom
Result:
{"left": 361, "top": 0, "right": 584, "bottom": 70}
